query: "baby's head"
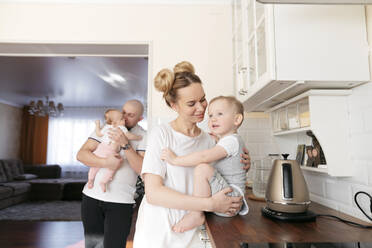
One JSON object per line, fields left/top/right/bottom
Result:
{"left": 104, "top": 109, "right": 124, "bottom": 126}
{"left": 207, "top": 96, "right": 244, "bottom": 136}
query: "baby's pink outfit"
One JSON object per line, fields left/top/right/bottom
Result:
{"left": 88, "top": 125, "right": 128, "bottom": 192}
{"left": 89, "top": 143, "right": 116, "bottom": 192}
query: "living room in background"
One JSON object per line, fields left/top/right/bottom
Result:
{"left": 0, "top": 43, "right": 150, "bottom": 180}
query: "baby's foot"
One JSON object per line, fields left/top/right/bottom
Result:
{"left": 100, "top": 182, "right": 107, "bottom": 193}
{"left": 172, "top": 212, "right": 205, "bottom": 233}
{"left": 87, "top": 180, "right": 94, "bottom": 189}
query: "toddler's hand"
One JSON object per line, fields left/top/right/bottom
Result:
{"left": 95, "top": 120, "right": 101, "bottom": 127}
{"left": 160, "top": 148, "right": 177, "bottom": 164}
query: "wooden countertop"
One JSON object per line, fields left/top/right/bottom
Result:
{"left": 205, "top": 190, "right": 372, "bottom": 248}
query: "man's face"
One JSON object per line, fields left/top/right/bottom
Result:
{"left": 122, "top": 103, "right": 143, "bottom": 128}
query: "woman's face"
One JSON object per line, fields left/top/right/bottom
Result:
{"left": 172, "top": 83, "right": 208, "bottom": 123}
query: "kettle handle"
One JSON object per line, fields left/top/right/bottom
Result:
{"left": 282, "top": 163, "right": 293, "bottom": 199}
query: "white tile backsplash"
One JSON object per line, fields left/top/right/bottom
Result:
{"left": 324, "top": 180, "right": 352, "bottom": 205}
{"left": 363, "top": 106, "right": 372, "bottom": 132}
{"left": 305, "top": 174, "right": 325, "bottom": 197}
{"left": 238, "top": 114, "right": 279, "bottom": 185}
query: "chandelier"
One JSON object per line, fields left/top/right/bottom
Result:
{"left": 28, "top": 96, "right": 64, "bottom": 117}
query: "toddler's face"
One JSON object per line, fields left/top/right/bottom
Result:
{"left": 207, "top": 99, "right": 237, "bottom": 136}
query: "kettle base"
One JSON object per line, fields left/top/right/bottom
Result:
{"left": 261, "top": 206, "right": 316, "bottom": 222}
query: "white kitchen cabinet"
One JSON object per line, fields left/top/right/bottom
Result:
{"left": 232, "top": 1, "right": 370, "bottom": 111}
{"left": 267, "top": 89, "right": 353, "bottom": 177}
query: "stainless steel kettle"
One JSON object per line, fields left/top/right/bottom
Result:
{"left": 265, "top": 154, "right": 311, "bottom": 213}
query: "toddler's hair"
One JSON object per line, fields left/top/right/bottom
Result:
{"left": 104, "top": 109, "right": 121, "bottom": 125}
{"left": 209, "top": 96, "right": 245, "bottom": 127}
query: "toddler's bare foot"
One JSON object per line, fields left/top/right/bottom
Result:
{"left": 87, "top": 180, "right": 94, "bottom": 189}
{"left": 172, "top": 212, "right": 205, "bottom": 233}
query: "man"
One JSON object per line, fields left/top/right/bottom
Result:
{"left": 77, "top": 99, "right": 146, "bottom": 248}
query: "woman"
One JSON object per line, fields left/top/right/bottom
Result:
{"left": 133, "top": 61, "right": 250, "bottom": 248}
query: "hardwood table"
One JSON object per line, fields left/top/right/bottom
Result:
{"left": 205, "top": 190, "right": 372, "bottom": 248}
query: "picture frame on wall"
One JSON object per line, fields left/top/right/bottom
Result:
{"left": 296, "top": 144, "right": 306, "bottom": 166}
{"left": 305, "top": 145, "right": 315, "bottom": 167}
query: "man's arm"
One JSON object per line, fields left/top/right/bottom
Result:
{"left": 109, "top": 127, "right": 145, "bottom": 175}
{"left": 76, "top": 138, "right": 122, "bottom": 170}
{"left": 123, "top": 148, "right": 144, "bottom": 175}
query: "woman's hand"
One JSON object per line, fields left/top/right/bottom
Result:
{"left": 241, "top": 147, "right": 251, "bottom": 171}
{"left": 160, "top": 148, "right": 177, "bottom": 164}
{"left": 109, "top": 127, "right": 129, "bottom": 146}
{"left": 210, "top": 187, "right": 242, "bottom": 216}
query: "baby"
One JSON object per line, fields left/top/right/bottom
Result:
{"left": 88, "top": 109, "right": 142, "bottom": 192}
{"left": 161, "top": 96, "right": 249, "bottom": 233}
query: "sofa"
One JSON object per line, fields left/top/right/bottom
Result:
{"left": 0, "top": 159, "right": 62, "bottom": 209}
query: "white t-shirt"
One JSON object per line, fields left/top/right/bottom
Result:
{"left": 217, "top": 134, "right": 240, "bottom": 157}
{"left": 82, "top": 124, "right": 146, "bottom": 204}
{"left": 133, "top": 123, "right": 215, "bottom": 248}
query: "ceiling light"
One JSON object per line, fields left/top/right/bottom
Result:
{"left": 28, "top": 96, "right": 64, "bottom": 117}
{"left": 99, "top": 73, "right": 127, "bottom": 88}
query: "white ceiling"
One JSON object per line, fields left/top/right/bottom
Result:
{"left": 0, "top": 56, "right": 148, "bottom": 108}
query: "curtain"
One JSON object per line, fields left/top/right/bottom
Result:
{"left": 47, "top": 107, "right": 110, "bottom": 170}
{"left": 20, "top": 107, "right": 49, "bottom": 165}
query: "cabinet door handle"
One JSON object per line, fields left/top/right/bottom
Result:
{"left": 239, "top": 67, "right": 247, "bottom": 73}
{"left": 239, "top": 89, "right": 248, "bottom": 95}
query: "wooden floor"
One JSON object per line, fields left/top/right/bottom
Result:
{"left": 0, "top": 205, "right": 138, "bottom": 248}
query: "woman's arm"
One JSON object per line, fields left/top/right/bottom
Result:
{"left": 76, "top": 139, "right": 122, "bottom": 170}
{"left": 161, "top": 146, "right": 227, "bottom": 167}
{"left": 144, "top": 173, "right": 242, "bottom": 214}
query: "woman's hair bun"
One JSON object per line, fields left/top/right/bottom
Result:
{"left": 154, "top": 68, "right": 174, "bottom": 94}
{"left": 173, "top": 61, "right": 195, "bottom": 74}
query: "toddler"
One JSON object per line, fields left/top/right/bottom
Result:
{"left": 161, "top": 96, "right": 249, "bottom": 233}
{"left": 88, "top": 109, "right": 142, "bottom": 192}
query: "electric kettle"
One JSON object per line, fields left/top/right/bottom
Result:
{"left": 265, "top": 154, "right": 311, "bottom": 213}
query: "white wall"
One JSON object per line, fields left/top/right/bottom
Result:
{"left": 0, "top": 103, "right": 23, "bottom": 159}
{"left": 0, "top": 3, "right": 234, "bottom": 124}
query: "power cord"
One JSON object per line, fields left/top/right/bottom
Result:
{"left": 316, "top": 191, "right": 372, "bottom": 229}
{"left": 354, "top": 191, "right": 372, "bottom": 222}
{"left": 316, "top": 192, "right": 371, "bottom": 248}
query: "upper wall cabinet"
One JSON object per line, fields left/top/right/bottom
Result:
{"left": 232, "top": 1, "right": 370, "bottom": 111}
